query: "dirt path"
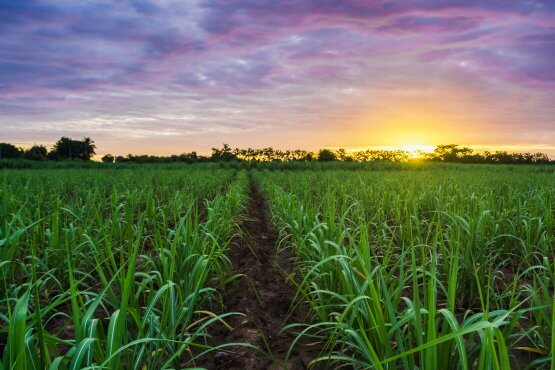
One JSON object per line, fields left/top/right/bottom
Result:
{"left": 198, "top": 175, "right": 319, "bottom": 369}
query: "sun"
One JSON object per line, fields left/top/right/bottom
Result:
{"left": 343, "top": 143, "right": 435, "bottom": 158}
{"left": 409, "top": 151, "right": 423, "bottom": 159}
{"left": 398, "top": 144, "right": 435, "bottom": 158}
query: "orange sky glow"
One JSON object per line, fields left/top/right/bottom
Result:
{"left": 2, "top": 1, "right": 554, "bottom": 158}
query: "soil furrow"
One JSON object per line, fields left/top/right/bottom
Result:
{"left": 198, "top": 175, "right": 319, "bottom": 369}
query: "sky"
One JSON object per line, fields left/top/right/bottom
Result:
{"left": 1, "top": 0, "right": 554, "bottom": 156}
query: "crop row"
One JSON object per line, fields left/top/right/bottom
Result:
{"left": 2, "top": 164, "right": 554, "bottom": 369}
{"left": 1, "top": 168, "right": 247, "bottom": 369}
{"left": 257, "top": 167, "right": 554, "bottom": 369}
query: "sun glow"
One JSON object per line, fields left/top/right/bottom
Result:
{"left": 398, "top": 144, "right": 436, "bottom": 158}
{"left": 348, "top": 99, "right": 465, "bottom": 158}
{"left": 344, "top": 143, "right": 435, "bottom": 158}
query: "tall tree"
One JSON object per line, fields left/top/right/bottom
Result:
{"left": 50, "top": 137, "right": 96, "bottom": 161}
{"left": 317, "top": 149, "right": 337, "bottom": 162}
{"left": 80, "top": 137, "right": 96, "bottom": 161}
{"left": 0, "top": 143, "right": 23, "bottom": 159}
{"left": 211, "top": 144, "right": 237, "bottom": 162}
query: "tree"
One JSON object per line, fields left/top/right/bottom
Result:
{"left": 50, "top": 137, "right": 96, "bottom": 161}
{"left": 179, "top": 151, "right": 198, "bottom": 163}
{"left": 50, "top": 137, "right": 77, "bottom": 160}
{"left": 50, "top": 137, "right": 75, "bottom": 160}
{"left": 0, "top": 143, "right": 23, "bottom": 159}
{"left": 115, "top": 155, "right": 128, "bottom": 163}
{"left": 23, "top": 145, "right": 48, "bottom": 161}
{"left": 101, "top": 154, "right": 115, "bottom": 163}
{"left": 432, "top": 144, "right": 473, "bottom": 162}
{"left": 532, "top": 152, "right": 550, "bottom": 164}
{"left": 336, "top": 148, "right": 348, "bottom": 161}
{"left": 317, "top": 149, "right": 337, "bottom": 162}
{"left": 80, "top": 137, "right": 96, "bottom": 161}
{"left": 211, "top": 144, "right": 237, "bottom": 162}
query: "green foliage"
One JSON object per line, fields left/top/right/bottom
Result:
{"left": 0, "top": 167, "right": 249, "bottom": 369}
{"left": 1, "top": 162, "right": 554, "bottom": 369}
{"left": 257, "top": 165, "right": 555, "bottom": 369}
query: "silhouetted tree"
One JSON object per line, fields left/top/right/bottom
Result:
{"left": 50, "top": 137, "right": 96, "bottom": 161}
{"left": 101, "top": 154, "right": 115, "bottom": 163}
{"left": 115, "top": 155, "right": 128, "bottom": 163}
{"left": 1, "top": 138, "right": 551, "bottom": 165}
{"left": 531, "top": 152, "right": 550, "bottom": 164}
{"left": 336, "top": 148, "right": 349, "bottom": 161}
{"left": 23, "top": 145, "right": 48, "bottom": 161}
{"left": 80, "top": 137, "right": 96, "bottom": 160}
{"left": 50, "top": 137, "right": 75, "bottom": 160}
{"left": 211, "top": 144, "right": 237, "bottom": 161}
{"left": 317, "top": 149, "right": 337, "bottom": 162}
{"left": 351, "top": 149, "right": 409, "bottom": 162}
{"left": 419, "top": 145, "right": 552, "bottom": 164}
{"left": 0, "top": 143, "right": 23, "bottom": 159}
{"left": 431, "top": 144, "right": 473, "bottom": 162}
{"left": 179, "top": 151, "right": 198, "bottom": 163}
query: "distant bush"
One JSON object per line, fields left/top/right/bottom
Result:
{"left": 101, "top": 154, "right": 115, "bottom": 163}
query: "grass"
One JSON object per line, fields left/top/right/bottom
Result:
{"left": 1, "top": 163, "right": 553, "bottom": 369}
{"left": 257, "top": 165, "right": 554, "bottom": 369}
{"left": 1, "top": 167, "right": 248, "bottom": 369}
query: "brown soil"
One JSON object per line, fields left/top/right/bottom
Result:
{"left": 196, "top": 175, "right": 321, "bottom": 369}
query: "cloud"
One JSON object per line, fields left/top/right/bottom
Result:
{"left": 0, "top": 0, "right": 554, "bottom": 154}
{"left": 378, "top": 15, "right": 483, "bottom": 33}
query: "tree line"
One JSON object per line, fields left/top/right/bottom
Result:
{"left": 0, "top": 139, "right": 552, "bottom": 164}
{"left": 106, "top": 144, "right": 551, "bottom": 164}
{"left": 0, "top": 137, "right": 96, "bottom": 161}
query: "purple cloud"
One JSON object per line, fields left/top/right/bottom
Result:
{"left": 378, "top": 15, "right": 483, "bottom": 33}
{"left": 0, "top": 0, "right": 554, "bottom": 155}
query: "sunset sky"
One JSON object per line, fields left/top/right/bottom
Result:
{"left": 1, "top": 0, "right": 554, "bottom": 156}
